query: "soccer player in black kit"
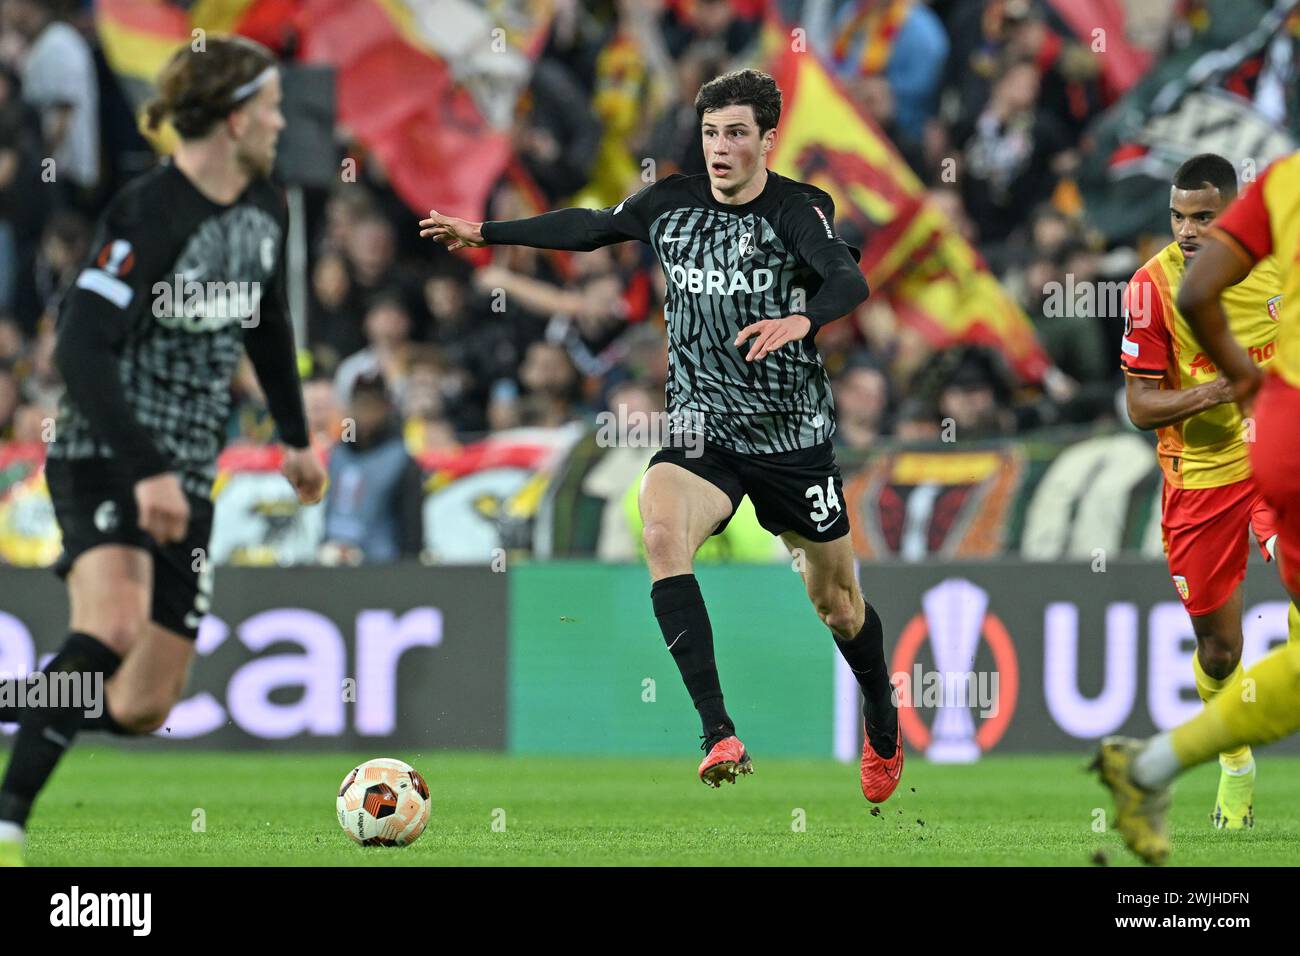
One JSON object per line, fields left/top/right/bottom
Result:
{"left": 0, "top": 37, "right": 326, "bottom": 865}
{"left": 422, "top": 69, "right": 902, "bottom": 801}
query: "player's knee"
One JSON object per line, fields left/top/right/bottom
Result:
{"left": 1198, "top": 639, "right": 1240, "bottom": 680}
{"left": 84, "top": 611, "right": 150, "bottom": 656}
{"left": 642, "top": 521, "right": 687, "bottom": 565}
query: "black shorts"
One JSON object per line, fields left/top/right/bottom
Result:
{"left": 648, "top": 440, "right": 849, "bottom": 542}
{"left": 45, "top": 457, "right": 215, "bottom": 640}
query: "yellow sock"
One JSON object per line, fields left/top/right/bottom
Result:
{"left": 1289, "top": 603, "right": 1300, "bottom": 645}
{"left": 1173, "top": 642, "right": 1300, "bottom": 768}
{"left": 1191, "top": 653, "right": 1252, "bottom": 770}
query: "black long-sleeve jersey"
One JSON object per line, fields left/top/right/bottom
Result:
{"left": 47, "top": 161, "right": 309, "bottom": 498}
{"left": 482, "top": 170, "right": 868, "bottom": 454}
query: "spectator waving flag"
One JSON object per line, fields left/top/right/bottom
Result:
{"left": 763, "top": 20, "right": 1051, "bottom": 384}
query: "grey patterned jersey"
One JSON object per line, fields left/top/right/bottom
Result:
{"left": 486, "top": 170, "right": 865, "bottom": 454}
{"left": 48, "top": 163, "right": 291, "bottom": 498}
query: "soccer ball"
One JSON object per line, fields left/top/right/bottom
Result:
{"left": 336, "top": 757, "right": 431, "bottom": 847}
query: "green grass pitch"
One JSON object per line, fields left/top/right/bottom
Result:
{"left": 15, "top": 749, "right": 1300, "bottom": 866}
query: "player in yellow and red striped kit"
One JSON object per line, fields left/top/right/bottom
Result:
{"left": 1120, "top": 154, "right": 1297, "bottom": 832}
{"left": 1095, "top": 150, "right": 1300, "bottom": 864}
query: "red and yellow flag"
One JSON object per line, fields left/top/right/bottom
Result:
{"left": 94, "top": 0, "right": 552, "bottom": 219}
{"left": 765, "top": 29, "right": 1050, "bottom": 383}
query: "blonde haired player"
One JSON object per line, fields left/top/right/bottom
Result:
{"left": 1095, "top": 150, "right": 1300, "bottom": 864}
{"left": 1118, "top": 153, "right": 1298, "bottom": 833}
{"left": 0, "top": 37, "right": 325, "bottom": 867}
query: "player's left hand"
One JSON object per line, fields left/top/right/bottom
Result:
{"left": 735, "top": 315, "right": 811, "bottom": 362}
{"left": 281, "top": 446, "right": 327, "bottom": 505}
{"left": 1230, "top": 365, "right": 1265, "bottom": 418}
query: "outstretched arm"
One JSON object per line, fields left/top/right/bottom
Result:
{"left": 421, "top": 183, "right": 654, "bottom": 253}
{"left": 421, "top": 207, "right": 642, "bottom": 252}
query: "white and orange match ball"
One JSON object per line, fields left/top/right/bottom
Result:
{"left": 336, "top": 758, "right": 431, "bottom": 847}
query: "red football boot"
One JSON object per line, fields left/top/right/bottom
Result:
{"left": 698, "top": 735, "right": 753, "bottom": 788}
{"left": 860, "top": 722, "right": 904, "bottom": 803}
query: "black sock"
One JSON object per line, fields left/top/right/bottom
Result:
{"left": 651, "top": 574, "right": 733, "bottom": 746}
{"left": 0, "top": 679, "right": 21, "bottom": 724}
{"left": 833, "top": 601, "right": 897, "bottom": 759}
{"left": 0, "top": 688, "right": 129, "bottom": 734}
{"left": 80, "top": 705, "right": 129, "bottom": 735}
{"left": 0, "top": 632, "right": 122, "bottom": 827}
{"left": 0, "top": 640, "right": 129, "bottom": 732}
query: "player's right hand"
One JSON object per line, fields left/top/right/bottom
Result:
{"left": 135, "top": 472, "right": 190, "bottom": 545}
{"left": 419, "top": 210, "right": 485, "bottom": 251}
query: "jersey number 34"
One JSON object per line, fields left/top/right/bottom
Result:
{"left": 805, "top": 477, "right": 841, "bottom": 523}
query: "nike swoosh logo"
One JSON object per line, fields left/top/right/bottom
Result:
{"left": 663, "top": 237, "right": 689, "bottom": 243}
{"left": 667, "top": 629, "right": 687, "bottom": 650}
{"left": 816, "top": 514, "right": 843, "bottom": 533}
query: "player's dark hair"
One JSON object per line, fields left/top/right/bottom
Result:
{"left": 695, "top": 69, "right": 782, "bottom": 135}
{"left": 144, "top": 35, "right": 277, "bottom": 139}
{"left": 1173, "top": 153, "right": 1238, "bottom": 202}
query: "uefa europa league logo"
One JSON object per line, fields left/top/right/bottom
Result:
{"left": 921, "top": 579, "right": 986, "bottom": 763}
{"left": 891, "top": 579, "right": 1018, "bottom": 761}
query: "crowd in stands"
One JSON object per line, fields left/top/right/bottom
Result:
{"left": 1, "top": 0, "right": 1202, "bottom": 476}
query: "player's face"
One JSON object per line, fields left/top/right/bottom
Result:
{"left": 231, "top": 71, "right": 285, "bottom": 178}
{"left": 1169, "top": 185, "right": 1225, "bottom": 261}
{"left": 701, "top": 104, "right": 774, "bottom": 196}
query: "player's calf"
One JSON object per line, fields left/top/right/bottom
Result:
{"left": 97, "top": 623, "right": 197, "bottom": 735}
{"left": 107, "top": 697, "right": 172, "bottom": 735}
{"left": 813, "top": 587, "right": 864, "bottom": 642}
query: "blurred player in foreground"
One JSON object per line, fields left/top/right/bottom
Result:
{"left": 421, "top": 70, "right": 901, "bottom": 800}
{"left": 1094, "top": 151, "right": 1300, "bottom": 864}
{"left": 0, "top": 37, "right": 325, "bottom": 866}
{"left": 1119, "top": 153, "right": 1298, "bottom": 831}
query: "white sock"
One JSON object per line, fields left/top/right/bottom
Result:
{"left": 1132, "top": 733, "right": 1181, "bottom": 790}
{"left": 0, "top": 821, "right": 24, "bottom": 845}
